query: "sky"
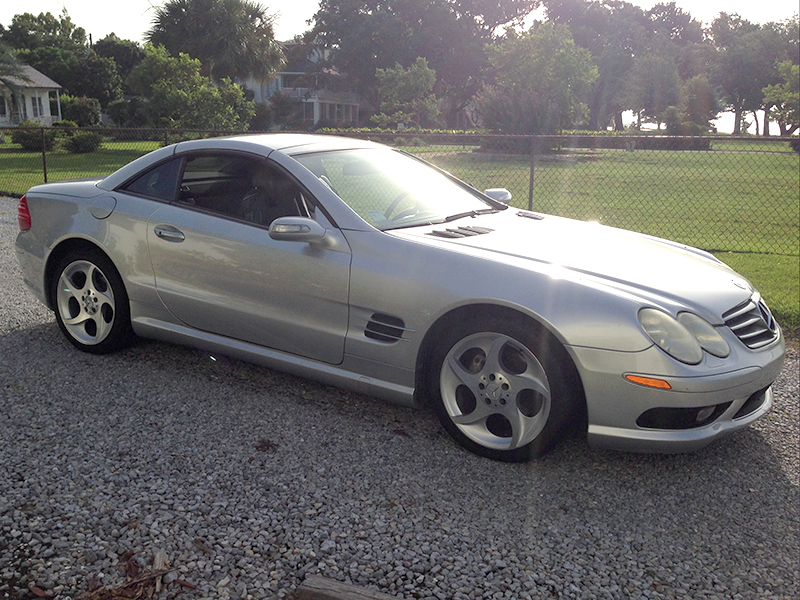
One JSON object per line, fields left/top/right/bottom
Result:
{"left": 0, "top": 0, "right": 797, "bottom": 45}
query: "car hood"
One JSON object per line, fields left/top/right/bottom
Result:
{"left": 395, "top": 210, "right": 753, "bottom": 322}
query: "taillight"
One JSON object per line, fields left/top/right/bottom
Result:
{"left": 18, "top": 195, "right": 31, "bottom": 231}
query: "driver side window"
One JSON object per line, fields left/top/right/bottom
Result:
{"left": 178, "top": 154, "right": 312, "bottom": 227}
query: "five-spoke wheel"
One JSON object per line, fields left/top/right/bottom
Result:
{"left": 51, "top": 249, "right": 133, "bottom": 354}
{"left": 441, "top": 332, "right": 551, "bottom": 451}
{"left": 430, "top": 317, "right": 577, "bottom": 461}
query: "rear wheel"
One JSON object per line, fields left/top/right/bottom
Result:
{"left": 429, "top": 317, "right": 577, "bottom": 462}
{"left": 51, "top": 248, "right": 133, "bottom": 354}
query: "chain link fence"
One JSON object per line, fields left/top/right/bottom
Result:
{"left": 2, "top": 127, "right": 798, "bottom": 256}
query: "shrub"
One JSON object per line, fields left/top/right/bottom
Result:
{"left": 63, "top": 96, "right": 102, "bottom": 126}
{"left": 249, "top": 102, "right": 273, "bottom": 132}
{"left": 394, "top": 136, "right": 428, "bottom": 147}
{"left": 64, "top": 132, "right": 103, "bottom": 153}
{"left": 53, "top": 120, "right": 78, "bottom": 138}
{"left": 11, "top": 121, "right": 56, "bottom": 151}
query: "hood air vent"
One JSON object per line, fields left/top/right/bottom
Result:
{"left": 365, "top": 313, "right": 408, "bottom": 343}
{"left": 427, "top": 226, "right": 494, "bottom": 239}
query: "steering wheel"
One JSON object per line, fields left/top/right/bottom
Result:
{"left": 383, "top": 191, "right": 413, "bottom": 220}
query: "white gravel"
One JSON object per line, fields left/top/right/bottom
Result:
{"left": 1, "top": 196, "right": 798, "bottom": 600}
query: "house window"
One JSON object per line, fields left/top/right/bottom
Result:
{"left": 32, "top": 95, "right": 44, "bottom": 118}
{"left": 282, "top": 74, "right": 300, "bottom": 88}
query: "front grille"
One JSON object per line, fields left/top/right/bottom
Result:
{"left": 427, "top": 226, "right": 494, "bottom": 239}
{"left": 723, "top": 297, "right": 779, "bottom": 349}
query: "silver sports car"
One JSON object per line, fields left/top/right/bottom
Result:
{"left": 15, "top": 134, "right": 785, "bottom": 461}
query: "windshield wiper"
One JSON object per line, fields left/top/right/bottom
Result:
{"left": 444, "top": 208, "right": 501, "bottom": 223}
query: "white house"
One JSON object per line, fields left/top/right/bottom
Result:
{"left": 242, "top": 43, "right": 359, "bottom": 127}
{"left": 0, "top": 65, "right": 63, "bottom": 126}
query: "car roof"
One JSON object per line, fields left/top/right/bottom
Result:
{"left": 98, "top": 134, "right": 381, "bottom": 191}
{"left": 181, "top": 133, "right": 381, "bottom": 155}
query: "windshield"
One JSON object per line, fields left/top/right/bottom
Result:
{"left": 293, "top": 148, "right": 498, "bottom": 230}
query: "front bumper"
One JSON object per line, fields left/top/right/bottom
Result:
{"left": 570, "top": 336, "right": 785, "bottom": 453}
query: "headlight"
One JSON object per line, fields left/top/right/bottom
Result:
{"left": 638, "top": 308, "right": 703, "bottom": 365}
{"left": 677, "top": 312, "right": 730, "bottom": 358}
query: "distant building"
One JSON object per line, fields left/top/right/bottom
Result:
{"left": 241, "top": 43, "right": 359, "bottom": 128}
{"left": 0, "top": 65, "right": 63, "bottom": 126}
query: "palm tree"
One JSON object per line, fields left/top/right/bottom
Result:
{"left": 146, "top": 0, "right": 284, "bottom": 84}
{"left": 0, "top": 41, "right": 26, "bottom": 79}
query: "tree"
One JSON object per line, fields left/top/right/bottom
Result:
{"left": 0, "top": 10, "right": 86, "bottom": 51}
{"left": 479, "top": 24, "right": 597, "bottom": 135}
{"left": 125, "top": 45, "right": 254, "bottom": 129}
{"left": 646, "top": 2, "right": 703, "bottom": 45}
{"left": 542, "top": 0, "right": 649, "bottom": 130}
{"left": 17, "top": 46, "right": 123, "bottom": 108}
{"left": 763, "top": 61, "right": 799, "bottom": 136}
{"left": 623, "top": 42, "right": 682, "bottom": 129}
{"left": 146, "top": 0, "right": 283, "bottom": 84}
{"left": 710, "top": 14, "right": 797, "bottom": 134}
{"left": 371, "top": 58, "right": 440, "bottom": 128}
{"left": 0, "top": 41, "right": 25, "bottom": 79}
{"left": 681, "top": 75, "right": 720, "bottom": 132}
{"left": 309, "top": 0, "right": 537, "bottom": 127}
{"left": 93, "top": 34, "right": 146, "bottom": 93}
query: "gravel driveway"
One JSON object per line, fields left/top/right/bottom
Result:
{"left": 1, "top": 196, "right": 798, "bottom": 600}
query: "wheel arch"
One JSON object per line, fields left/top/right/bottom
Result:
{"left": 415, "top": 303, "right": 587, "bottom": 424}
{"left": 44, "top": 238, "right": 119, "bottom": 309}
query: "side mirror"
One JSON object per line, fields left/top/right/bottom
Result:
{"left": 269, "top": 216, "right": 327, "bottom": 242}
{"left": 483, "top": 188, "right": 512, "bottom": 204}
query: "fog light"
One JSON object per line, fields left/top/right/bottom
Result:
{"left": 696, "top": 406, "right": 716, "bottom": 423}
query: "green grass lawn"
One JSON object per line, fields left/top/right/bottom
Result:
{"left": 426, "top": 147, "right": 799, "bottom": 255}
{"left": 2, "top": 138, "right": 797, "bottom": 336}
{"left": 0, "top": 141, "right": 160, "bottom": 196}
{"left": 708, "top": 138, "right": 798, "bottom": 153}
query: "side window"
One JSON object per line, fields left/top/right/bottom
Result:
{"left": 178, "top": 154, "right": 311, "bottom": 227}
{"left": 121, "top": 158, "right": 183, "bottom": 201}
{"left": 238, "top": 162, "right": 310, "bottom": 227}
{"left": 178, "top": 154, "right": 256, "bottom": 217}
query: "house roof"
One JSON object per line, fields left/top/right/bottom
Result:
{"left": 281, "top": 43, "right": 317, "bottom": 74}
{"left": 0, "top": 65, "right": 62, "bottom": 90}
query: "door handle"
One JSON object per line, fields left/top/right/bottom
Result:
{"left": 154, "top": 226, "right": 185, "bottom": 242}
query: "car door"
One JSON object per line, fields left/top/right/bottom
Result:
{"left": 129, "top": 151, "right": 352, "bottom": 364}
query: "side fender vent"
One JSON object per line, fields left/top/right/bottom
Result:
{"left": 365, "top": 313, "right": 408, "bottom": 343}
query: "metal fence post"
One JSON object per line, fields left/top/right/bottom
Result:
{"left": 41, "top": 128, "right": 48, "bottom": 183}
{"left": 528, "top": 135, "right": 536, "bottom": 211}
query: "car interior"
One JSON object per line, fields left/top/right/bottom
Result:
{"left": 124, "top": 153, "right": 314, "bottom": 226}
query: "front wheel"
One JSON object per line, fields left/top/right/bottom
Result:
{"left": 429, "top": 318, "right": 577, "bottom": 462}
{"left": 51, "top": 248, "right": 133, "bottom": 354}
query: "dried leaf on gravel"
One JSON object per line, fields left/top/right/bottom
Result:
{"left": 254, "top": 438, "right": 279, "bottom": 451}
{"left": 76, "top": 568, "right": 173, "bottom": 600}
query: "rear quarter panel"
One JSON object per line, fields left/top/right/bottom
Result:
{"left": 16, "top": 185, "right": 164, "bottom": 310}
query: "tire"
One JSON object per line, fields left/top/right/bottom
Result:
{"left": 428, "top": 317, "right": 577, "bottom": 462}
{"left": 50, "top": 248, "right": 133, "bottom": 354}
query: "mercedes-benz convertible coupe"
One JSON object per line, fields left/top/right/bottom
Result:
{"left": 15, "top": 134, "right": 785, "bottom": 461}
